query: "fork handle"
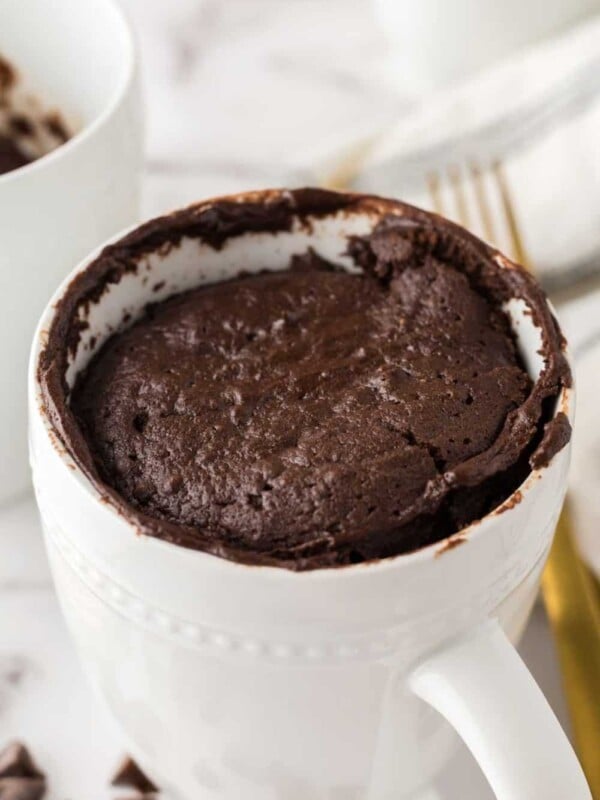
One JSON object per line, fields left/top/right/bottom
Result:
{"left": 410, "top": 620, "right": 592, "bottom": 800}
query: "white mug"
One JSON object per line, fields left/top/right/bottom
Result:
{"left": 0, "top": 0, "right": 142, "bottom": 503}
{"left": 29, "top": 191, "right": 590, "bottom": 800}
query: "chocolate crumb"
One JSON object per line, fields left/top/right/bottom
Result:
{"left": 495, "top": 489, "right": 523, "bottom": 514}
{"left": 0, "top": 743, "right": 44, "bottom": 781}
{"left": 0, "top": 743, "right": 45, "bottom": 800}
{"left": 111, "top": 758, "right": 157, "bottom": 794}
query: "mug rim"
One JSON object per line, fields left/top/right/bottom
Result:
{"left": 0, "top": 0, "right": 137, "bottom": 187}
{"left": 29, "top": 192, "right": 574, "bottom": 581}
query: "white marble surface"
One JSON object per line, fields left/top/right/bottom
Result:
{"left": 0, "top": 1, "right": 592, "bottom": 797}
{"left": 127, "top": 0, "right": 600, "bottom": 292}
{"left": 129, "top": 0, "right": 405, "bottom": 220}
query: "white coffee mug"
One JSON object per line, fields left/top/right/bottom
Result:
{"left": 0, "top": 0, "right": 142, "bottom": 503}
{"left": 29, "top": 191, "right": 590, "bottom": 800}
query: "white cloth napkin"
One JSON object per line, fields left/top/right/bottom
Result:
{"left": 348, "top": 15, "right": 600, "bottom": 289}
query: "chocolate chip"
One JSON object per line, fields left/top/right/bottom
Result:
{"left": 111, "top": 757, "right": 157, "bottom": 794}
{"left": 0, "top": 743, "right": 44, "bottom": 781}
{"left": 0, "top": 744, "right": 45, "bottom": 800}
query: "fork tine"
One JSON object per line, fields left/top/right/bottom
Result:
{"left": 426, "top": 161, "right": 517, "bottom": 259}
{"left": 492, "top": 161, "right": 529, "bottom": 268}
{"left": 426, "top": 172, "right": 444, "bottom": 215}
{"left": 428, "top": 164, "right": 483, "bottom": 237}
{"left": 448, "top": 165, "right": 470, "bottom": 229}
{"left": 469, "top": 162, "right": 496, "bottom": 244}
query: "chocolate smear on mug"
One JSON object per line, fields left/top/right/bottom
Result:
{"left": 530, "top": 412, "right": 572, "bottom": 470}
{"left": 435, "top": 534, "right": 468, "bottom": 557}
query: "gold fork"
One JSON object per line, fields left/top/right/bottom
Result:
{"left": 425, "top": 162, "right": 600, "bottom": 795}
{"left": 322, "top": 155, "right": 600, "bottom": 795}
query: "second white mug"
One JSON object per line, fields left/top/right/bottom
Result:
{"left": 0, "top": 0, "right": 143, "bottom": 503}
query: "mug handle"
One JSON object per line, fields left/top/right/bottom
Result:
{"left": 409, "top": 620, "right": 591, "bottom": 799}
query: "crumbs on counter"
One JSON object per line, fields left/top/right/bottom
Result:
{"left": 0, "top": 744, "right": 160, "bottom": 800}
{"left": 111, "top": 757, "right": 158, "bottom": 795}
{"left": 0, "top": 741, "right": 46, "bottom": 800}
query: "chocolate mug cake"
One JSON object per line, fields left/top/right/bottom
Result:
{"left": 40, "top": 190, "right": 571, "bottom": 570}
{"left": 0, "top": 54, "right": 70, "bottom": 176}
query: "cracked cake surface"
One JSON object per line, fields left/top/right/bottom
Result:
{"left": 41, "top": 191, "right": 571, "bottom": 569}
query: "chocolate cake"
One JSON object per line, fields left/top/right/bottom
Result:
{"left": 0, "top": 54, "right": 70, "bottom": 176}
{"left": 40, "top": 190, "right": 571, "bottom": 569}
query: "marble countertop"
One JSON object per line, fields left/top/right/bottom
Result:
{"left": 0, "top": 1, "right": 592, "bottom": 797}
